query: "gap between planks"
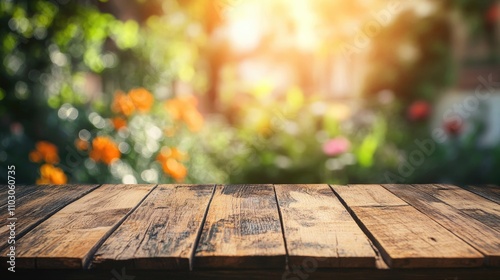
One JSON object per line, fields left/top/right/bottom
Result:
{"left": 193, "top": 184, "right": 381, "bottom": 269}
{"left": 425, "top": 184, "right": 500, "bottom": 232}
{"left": 272, "top": 184, "right": 291, "bottom": 271}
{"left": 327, "top": 184, "right": 389, "bottom": 269}
{"left": 382, "top": 184, "right": 500, "bottom": 266}
{"left": 1, "top": 184, "right": 157, "bottom": 269}
{"left": 330, "top": 184, "right": 485, "bottom": 268}
{"left": 0, "top": 184, "right": 102, "bottom": 251}
{"left": 82, "top": 184, "right": 159, "bottom": 269}
{"left": 91, "top": 184, "right": 216, "bottom": 270}
{"left": 460, "top": 185, "right": 500, "bottom": 205}
{"left": 6, "top": 184, "right": 497, "bottom": 271}
{"left": 35, "top": 184, "right": 385, "bottom": 270}
{"left": 193, "top": 185, "right": 287, "bottom": 269}
{"left": 274, "top": 184, "right": 379, "bottom": 269}
{"left": 189, "top": 184, "right": 217, "bottom": 271}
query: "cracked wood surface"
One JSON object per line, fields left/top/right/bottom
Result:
{"left": 194, "top": 184, "right": 286, "bottom": 269}
{"left": 331, "top": 185, "right": 485, "bottom": 268}
{"left": 1, "top": 184, "right": 155, "bottom": 269}
{"left": 92, "top": 184, "right": 214, "bottom": 270}
{"left": 275, "top": 184, "right": 377, "bottom": 268}
{"left": 0, "top": 184, "right": 100, "bottom": 251}
{"left": 384, "top": 184, "right": 500, "bottom": 266}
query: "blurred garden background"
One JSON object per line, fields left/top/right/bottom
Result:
{"left": 1, "top": 0, "right": 500, "bottom": 185}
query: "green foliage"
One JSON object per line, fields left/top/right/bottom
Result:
{"left": 1, "top": 0, "right": 498, "bottom": 185}
{"left": 0, "top": 0, "right": 215, "bottom": 184}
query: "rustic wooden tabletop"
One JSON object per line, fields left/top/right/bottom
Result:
{"left": 1, "top": 184, "right": 499, "bottom": 279}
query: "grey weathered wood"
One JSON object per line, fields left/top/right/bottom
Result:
{"left": 331, "top": 184, "right": 485, "bottom": 268}
{"left": 92, "top": 184, "right": 215, "bottom": 270}
{"left": 0, "top": 184, "right": 100, "bottom": 251}
{"left": 1, "top": 184, "right": 155, "bottom": 269}
{"left": 384, "top": 184, "right": 500, "bottom": 266}
{"left": 416, "top": 184, "right": 500, "bottom": 232}
{"left": 194, "top": 184, "right": 286, "bottom": 269}
{"left": 275, "top": 184, "right": 377, "bottom": 268}
{"left": 461, "top": 185, "right": 500, "bottom": 205}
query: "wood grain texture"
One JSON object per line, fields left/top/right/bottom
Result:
{"left": 332, "top": 184, "right": 484, "bottom": 268}
{"left": 461, "top": 185, "right": 500, "bottom": 205}
{"left": 416, "top": 184, "right": 500, "bottom": 232}
{"left": 1, "top": 184, "right": 155, "bottom": 269}
{"left": 331, "top": 184, "right": 407, "bottom": 207}
{"left": 0, "top": 185, "right": 38, "bottom": 209}
{"left": 92, "top": 184, "right": 215, "bottom": 270}
{"left": 384, "top": 184, "right": 500, "bottom": 266}
{"left": 194, "top": 184, "right": 286, "bottom": 269}
{"left": 0, "top": 184, "right": 100, "bottom": 251}
{"left": 2, "top": 183, "right": 498, "bottom": 273}
{"left": 275, "top": 184, "right": 377, "bottom": 268}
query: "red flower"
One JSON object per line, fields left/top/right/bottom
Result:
{"left": 444, "top": 119, "right": 463, "bottom": 136}
{"left": 487, "top": 3, "right": 500, "bottom": 23}
{"left": 408, "top": 101, "right": 431, "bottom": 121}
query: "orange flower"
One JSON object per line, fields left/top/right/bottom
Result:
{"left": 29, "top": 151, "right": 42, "bottom": 163}
{"left": 29, "top": 141, "right": 60, "bottom": 164}
{"left": 112, "top": 117, "right": 127, "bottom": 130}
{"left": 36, "top": 164, "right": 67, "bottom": 185}
{"left": 183, "top": 109, "right": 203, "bottom": 132}
{"left": 112, "top": 90, "right": 135, "bottom": 116}
{"left": 129, "top": 88, "right": 154, "bottom": 112}
{"left": 164, "top": 96, "right": 204, "bottom": 132}
{"left": 74, "top": 139, "right": 89, "bottom": 151}
{"left": 89, "top": 136, "right": 121, "bottom": 165}
{"left": 156, "top": 147, "right": 188, "bottom": 182}
{"left": 157, "top": 147, "right": 187, "bottom": 162}
{"left": 165, "top": 99, "right": 183, "bottom": 120}
{"left": 162, "top": 158, "right": 187, "bottom": 182}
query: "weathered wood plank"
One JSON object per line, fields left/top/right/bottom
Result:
{"left": 331, "top": 184, "right": 407, "bottom": 207}
{"left": 0, "top": 185, "right": 38, "bottom": 209}
{"left": 417, "top": 184, "right": 500, "bottom": 232}
{"left": 331, "top": 184, "right": 485, "bottom": 268}
{"left": 194, "top": 184, "right": 286, "bottom": 269}
{"left": 1, "top": 184, "right": 155, "bottom": 269}
{"left": 92, "top": 184, "right": 215, "bottom": 270}
{"left": 274, "top": 184, "right": 377, "bottom": 268}
{"left": 461, "top": 185, "right": 500, "bottom": 205}
{"left": 384, "top": 184, "right": 500, "bottom": 266}
{"left": 0, "top": 184, "right": 100, "bottom": 251}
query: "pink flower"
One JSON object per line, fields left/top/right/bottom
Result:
{"left": 322, "top": 137, "right": 350, "bottom": 157}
